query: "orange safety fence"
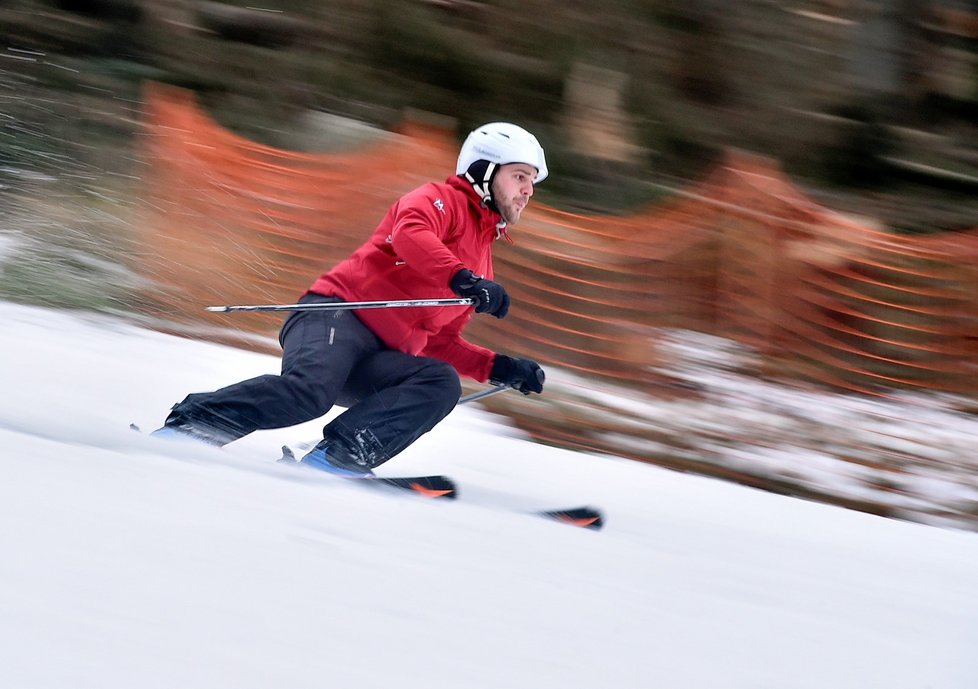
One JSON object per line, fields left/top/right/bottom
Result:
{"left": 136, "top": 83, "right": 978, "bottom": 398}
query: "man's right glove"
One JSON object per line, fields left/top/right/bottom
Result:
{"left": 450, "top": 268, "right": 510, "bottom": 318}
{"left": 490, "top": 355, "right": 545, "bottom": 395}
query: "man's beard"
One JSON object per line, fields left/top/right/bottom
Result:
{"left": 498, "top": 198, "right": 523, "bottom": 225}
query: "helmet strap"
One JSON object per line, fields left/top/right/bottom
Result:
{"left": 463, "top": 160, "right": 500, "bottom": 213}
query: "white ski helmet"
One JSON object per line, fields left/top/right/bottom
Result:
{"left": 456, "top": 122, "right": 548, "bottom": 209}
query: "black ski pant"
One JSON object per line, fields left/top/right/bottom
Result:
{"left": 168, "top": 294, "right": 462, "bottom": 468}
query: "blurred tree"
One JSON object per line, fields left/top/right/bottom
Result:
{"left": 0, "top": 0, "right": 973, "bottom": 226}
{"left": 659, "top": 0, "right": 731, "bottom": 105}
{"left": 847, "top": 0, "right": 936, "bottom": 120}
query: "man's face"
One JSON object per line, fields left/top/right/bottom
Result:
{"left": 491, "top": 163, "right": 536, "bottom": 225}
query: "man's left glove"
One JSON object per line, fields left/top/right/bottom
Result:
{"left": 490, "top": 355, "right": 545, "bottom": 395}
{"left": 450, "top": 268, "right": 510, "bottom": 319}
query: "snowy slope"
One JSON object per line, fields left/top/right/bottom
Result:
{"left": 1, "top": 302, "right": 977, "bottom": 689}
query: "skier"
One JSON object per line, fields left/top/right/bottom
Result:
{"left": 153, "top": 122, "right": 548, "bottom": 476}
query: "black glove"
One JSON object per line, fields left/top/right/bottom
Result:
{"left": 450, "top": 268, "right": 510, "bottom": 319}
{"left": 490, "top": 355, "right": 545, "bottom": 395}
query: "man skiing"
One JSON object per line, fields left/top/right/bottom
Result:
{"left": 153, "top": 122, "right": 547, "bottom": 477}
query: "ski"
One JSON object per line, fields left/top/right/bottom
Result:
{"left": 277, "top": 446, "right": 603, "bottom": 529}
{"left": 133, "top": 425, "right": 602, "bottom": 529}
{"left": 276, "top": 446, "right": 457, "bottom": 500}
{"left": 130, "top": 424, "right": 459, "bottom": 500}
{"left": 538, "top": 506, "right": 604, "bottom": 530}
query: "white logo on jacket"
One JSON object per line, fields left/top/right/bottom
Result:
{"left": 433, "top": 198, "right": 445, "bottom": 214}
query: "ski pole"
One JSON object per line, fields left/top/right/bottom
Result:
{"left": 458, "top": 369, "right": 544, "bottom": 404}
{"left": 458, "top": 384, "right": 514, "bottom": 404}
{"left": 206, "top": 297, "right": 476, "bottom": 313}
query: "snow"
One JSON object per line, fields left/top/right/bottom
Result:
{"left": 1, "top": 301, "right": 977, "bottom": 689}
{"left": 538, "top": 330, "right": 978, "bottom": 531}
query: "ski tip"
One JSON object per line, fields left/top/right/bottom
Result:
{"left": 378, "top": 476, "right": 457, "bottom": 500}
{"left": 538, "top": 507, "right": 604, "bottom": 530}
{"left": 402, "top": 477, "right": 458, "bottom": 500}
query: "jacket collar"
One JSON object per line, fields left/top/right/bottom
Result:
{"left": 446, "top": 175, "right": 512, "bottom": 243}
{"left": 447, "top": 175, "right": 497, "bottom": 220}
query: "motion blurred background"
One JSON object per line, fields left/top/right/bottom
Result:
{"left": 2, "top": 0, "right": 978, "bottom": 527}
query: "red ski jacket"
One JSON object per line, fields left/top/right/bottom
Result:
{"left": 307, "top": 175, "right": 505, "bottom": 382}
